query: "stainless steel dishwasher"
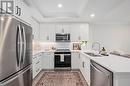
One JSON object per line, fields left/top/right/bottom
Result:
{"left": 90, "top": 60, "right": 113, "bottom": 86}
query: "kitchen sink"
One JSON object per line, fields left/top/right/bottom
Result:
{"left": 84, "top": 52, "right": 102, "bottom": 57}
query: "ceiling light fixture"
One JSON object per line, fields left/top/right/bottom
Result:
{"left": 58, "top": 4, "right": 63, "bottom": 8}
{"left": 90, "top": 14, "right": 95, "bottom": 18}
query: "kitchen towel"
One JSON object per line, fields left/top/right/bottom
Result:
{"left": 60, "top": 54, "right": 64, "bottom": 62}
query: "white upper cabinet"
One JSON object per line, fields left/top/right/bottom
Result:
{"left": 39, "top": 23, "right": 55, "bottom": 42}
{"left": 55, "top": 24, "right": 70, "bottom": 33}
{"left": 70, "top": 23, "right": 89, "bottom": 42}
{"left": 38, "top": 23, "right": 89, "bottom": 42}
{"left": 70, "top": 24, "right": 81, "bottom": 42}
{"left": 14, "top": 0, "right": 31, "bottom": 23}
{"left": 80, "top": 24, "right": 89, "bottom": 41}
{"left": 31, "top": 19, "right": 40, "bottom": 40}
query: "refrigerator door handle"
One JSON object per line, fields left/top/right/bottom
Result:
{"left": 16, "top": 26, "right": 20, "bottom": 66}
{"left": 21, "top": 26, "right": 26, "bottom": 64}
{"left": 16, "top": 25, "right": 22, "bottom": 66}
{"left": 19, "top": 25, "right": 23, "bottom": 66}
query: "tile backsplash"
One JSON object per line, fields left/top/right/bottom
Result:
{"left": 55, "top": 43, "right": 71, "bottom": 49}
{"left": 33, "top": 41, "right": 91, "bottom": 51}
{"left": 32, "top": 40, "right": 42, "bottom": 51}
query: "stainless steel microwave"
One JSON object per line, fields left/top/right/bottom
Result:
{"left": 56, "top": 33, "right": 70, "bottom": 42}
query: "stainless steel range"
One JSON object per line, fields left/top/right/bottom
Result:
{"left": 54, "top": 49, "right": 71, "bottom": 69}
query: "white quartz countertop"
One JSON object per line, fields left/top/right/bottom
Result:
{"left": 91, "top": 55, "right": 130, "bottom": 73}
{"left": 33, "top": 50, "right": 80, "bottom": 55}
{"left": 33, "top": 50, "right": 43, "bottom": 55}
{"left": 33, "top": 49, "right": 130, "bottom": 73}
{"left": 80, "top": 50, "right": 130, "bottom": 73}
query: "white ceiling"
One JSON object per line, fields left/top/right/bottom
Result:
{"left": 24, "top": 0, "right": 130, "bottom": 23}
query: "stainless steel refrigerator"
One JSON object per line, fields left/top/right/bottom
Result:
{"left": 0, "top": 14, "right": 32, "bottom": 86}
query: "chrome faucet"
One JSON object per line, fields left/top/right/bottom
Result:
{"left": 92, "top": 42, "right": 101, "bottom": 54}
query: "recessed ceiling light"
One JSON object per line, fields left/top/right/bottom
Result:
{"left": 90, "top": 14, "right": 95, "bottom": 18}
{"left": 58, "top": 4, "right": 63, "bottom": 8}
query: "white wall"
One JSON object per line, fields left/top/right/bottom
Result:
{"left": 90, "top": 23, "right": 130, "bottom": 53}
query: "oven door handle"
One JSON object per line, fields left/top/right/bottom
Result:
{"left": 64, "top": 54, "right": 71, "bottom": 56}
{"left": 55, "top": 54, "right": 71, "bottom": 56}
{"left": 54, "top": 54, "right": 61, "bottom": 55}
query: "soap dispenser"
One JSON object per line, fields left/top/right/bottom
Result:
{"left": 100, "top": 47, "right": 109, "bottom": 56}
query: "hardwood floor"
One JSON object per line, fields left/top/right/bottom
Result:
{"left": 33, "top": 70, "right": 88, "bottom": 86}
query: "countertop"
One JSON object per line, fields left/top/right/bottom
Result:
{"left": 33, "top": 49, "right": 130, "bottom": 73}
{"left": 33, "top": 50, "right": 55, "bottom": 55}
{"left": 33, "top": 50, "right": 81, "bottom": 55}
{"left": 91, "top": 55, "right": 130, "bottom": 73}
{"left": 80, "top": 51, "right": 130, "bottom": 73}
{"left": 33, "top": 50, "right": 43, "bottom": 56}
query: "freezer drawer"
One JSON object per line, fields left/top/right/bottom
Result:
{"left": 0, "top": 66, "right": 32, "bottom": 86}
{"left": 90, "top": 60, "right": 113, "bottom": 86}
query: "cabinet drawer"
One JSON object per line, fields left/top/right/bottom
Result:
{"left": 33, "top": 67, "right": 41, "bottom": 78}
{"left": 32, "top": 53, "right": 42, "bottom": 78}
{"left": 33, "top": 53, "right": 42, "bottom": 63}
{"left": 33, "top": 57, "right": 41, "bottom": 64}
{"left": 33, "top": 63, "right": 41, "bottom": 78}
{"left": 33, "top": 53, "right": 42, "bottom": 59}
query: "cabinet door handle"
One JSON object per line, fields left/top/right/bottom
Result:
{"left": 18, "top": 8, "right": 21, "bottom": 16}
{"left": 62, "top": 29, "right": 64, "bottom": 33}
{"left": 15, "top": 6, "right": 21, "bottom": 16}
{"left": 38, "top": 54, "right": 41, "bottom": 57}
{"left": 33, "top": 56, "right": 37, "bottom": 59}
{"left": 16, "top": 6, "right": 19, "bottom": 15}
{"left": 36, "top": 61, "right": 40, "bottom": 64}
{"left": 78, "top": 36, "right": 81, "bottom": 40}
{"left": 82, "top": 62, "right": 85, "bottom": 68}
{"left": 47, "top": 36, "right": 49, "bottom": 40}
{"left": 36, "top": 69, "right": 39, "bottom": 72}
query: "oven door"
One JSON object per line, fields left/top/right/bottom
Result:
{"left": 54, "top": 54, "right": 64, "bottom": 67}
{"left": 54, "top": 53, "right": 71, "bottom": 68}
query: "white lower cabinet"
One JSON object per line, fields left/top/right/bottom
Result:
{"left": 32, "top": 53, "right": 42, "bottom": 79}
{"left": 42, "top": 52, "right": 54, "bottom": 69}
{"left": 71, "top": 52, "right": 80, "bottom": 69}
{"left": 84, "top": 55, "right": 90, "bottom": 86}
{"left": 80, "top": 53, "right": 90, "bottom": 86}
